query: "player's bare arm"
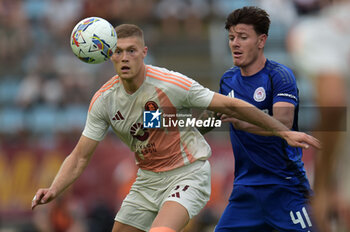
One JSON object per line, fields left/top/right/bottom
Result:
{"left": 196, "top": 110, "right": 221, "bottom": 135}
{"left": 221, "top": 101, "right": 295, "bottom": 136}
{"left": 31, "top": 135, "right": 99, "bottom": 210}
{"left": 208, "top": 93, "right": 320, "bottom": 149}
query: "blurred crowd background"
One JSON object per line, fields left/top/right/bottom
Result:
{"left": 0, "top": 0, "right": 321, "bottom": 231}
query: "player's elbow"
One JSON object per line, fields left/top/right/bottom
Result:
{"left": 278, "top": 118, "right": 293, "bottom": 130}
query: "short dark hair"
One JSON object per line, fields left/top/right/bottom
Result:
{"left": 225, "top": 6, "right": 270, "bottom": 35}
{"left": 115, "top": 24, "right": 144, "bottom": 41}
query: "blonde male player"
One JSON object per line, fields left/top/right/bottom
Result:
{"left": 32, "top": 24, "right": 320, "bottom": 232}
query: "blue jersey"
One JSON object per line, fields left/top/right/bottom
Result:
{"left": 219, "top": 59, "right": 310, "bottom": 189}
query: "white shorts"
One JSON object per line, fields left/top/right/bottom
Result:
{"left": 115, "top": 160, "right": 211, "bottom": 231}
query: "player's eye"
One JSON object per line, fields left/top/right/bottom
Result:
{"left": 240, "top": 34, "right": 248, "bottom": 40}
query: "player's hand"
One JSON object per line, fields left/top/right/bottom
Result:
{"left": 219, "top": 113, "right": 235, "bottom": 123}
{"left": 280, "top": 131, "right": 321, "bottom": 149}
{"left": 31, "top": 188, "right": 56, "bottom": 210}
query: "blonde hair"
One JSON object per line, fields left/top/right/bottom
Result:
{"left": 115, "top": 24, "right": 144, "bottom": 44}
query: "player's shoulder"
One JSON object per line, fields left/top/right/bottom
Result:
{"left": 220, "top": 66, "right": 239, "bottom": 83}
{"left": 223, "top": 66, "right": 240, "bottom": 76}
{"left": 266, "top": 59, "right": 295, "bottom": 83}
{"left": 88, "top": 75, "right": 119, "bottom": 112}
{"left": 266, "top": 59, "right": 293, "bottom": 73}
{"left": 146, "top": 65, "right": 193, "bottom": 91}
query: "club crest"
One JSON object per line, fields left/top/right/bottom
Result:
{"left": 253, "top": 87, "right": 266, "bottom": 102}
{"left": 145, "top": 101, "right": 158, "bottom": 111}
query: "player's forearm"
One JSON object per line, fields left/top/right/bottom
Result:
{"left": 229, "top": 114, "right": 293, "bottom": 136}
{"left": 49, "top": 153, "right": 90, "bottom": 197}
{"left": 233, "top": 108, "right": 285, "bottom": 136}
{"left": 196, "top": 110, "right": 219, "bottom": 135}
{"left": 209, "top": 94, "right": 289, "bottom": 137}
{"left": 231, "top": 119, "right": 275, "bottom": 136}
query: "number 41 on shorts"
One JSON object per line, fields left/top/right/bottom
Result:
{"left": 290, "top": 206, "right": 313, "bottom": 231}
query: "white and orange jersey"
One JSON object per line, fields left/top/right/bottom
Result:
{"left": 83, "top": 65, "right": 215, "bottom": 172}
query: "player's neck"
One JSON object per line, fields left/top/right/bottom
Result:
{"left": 121, "top": 64, "right": 146, "bottom": 94}
{"left": 240, "top": 56, "right": 266, "bottom": 76}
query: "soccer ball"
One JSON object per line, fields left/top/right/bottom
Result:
{"left": 70, "top": 17, "right": 117, "bottom": 64}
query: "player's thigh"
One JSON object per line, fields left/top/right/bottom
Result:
{"left": 112, "top": 221, "right": 145, "bottom": 232}
{"left": 265, "top": 186, "right": 314, "bottom": 232}
{"left": 163, "top": 160, "right": 211, "bottom": 219}
{"left": 215, "top": 185, "right": 268, "bottom": 232}
{"left": 115, "top": 188, "right": 158, "bottom": 231}
{"left": 151, "top": 201, "right": 189, "bottom": 232}
{"left": 151, "top": 161, "right": 211, "bottom": 231}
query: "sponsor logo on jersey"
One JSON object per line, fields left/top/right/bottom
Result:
{"left": 130, "top": 123, "right": 149, "bottom": 141}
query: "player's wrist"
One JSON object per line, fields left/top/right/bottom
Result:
{"left": 275, "top": 130, "right": 287, "bottom": 139}
{"left": 48, "top": 186, "right": 59, "bottom": 198}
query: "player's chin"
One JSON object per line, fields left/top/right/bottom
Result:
{"left": 118, "top": 72, "right": 132, "bottom": 80}
{"left": 233, "top": 59, "right": 243, "bottom": 67}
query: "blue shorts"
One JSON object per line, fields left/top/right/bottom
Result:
{"left": 215, "top": 185, "right": 315, "bottom": 232}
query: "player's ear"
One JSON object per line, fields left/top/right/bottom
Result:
{"left": 258, "top": 34, "right": 267, "bottom": 49}
{"left": 143, "top": 46, "right": 148, "bottom": 57}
